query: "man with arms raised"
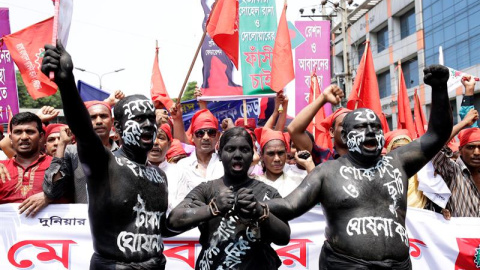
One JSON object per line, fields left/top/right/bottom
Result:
{"left": 267, "top": 65, "right": 453, "bottom": 269}
{"left": 42, "top": 41, "right": 171, "bottom": 269}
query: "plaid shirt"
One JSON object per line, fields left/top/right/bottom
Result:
{"left": 432, "top": 149, "right": 480, "bottom": 217}
{"left": 311, "top": 144, "right": 336, "bottom": 166}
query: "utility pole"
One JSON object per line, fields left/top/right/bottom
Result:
{"left": 341, "top": 0, "right": 352, "bottom": 97}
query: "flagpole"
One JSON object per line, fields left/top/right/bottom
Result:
{"left": 243, "top": 99, "right": 248, "bottom": 125}
{"left": 355, "top": 40, "right": 369, "bottom": 109}
{"left": 176, "top": 0, "right": 220, "bottom": 104}
{"left": 312, "top": 74, "right": 317, "bottom": 139}
{"left": 49, "top": 0, "right": 60, "bottom": 80}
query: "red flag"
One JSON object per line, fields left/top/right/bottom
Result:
{"left": 150, "top": 46, "right": 174, "bottom": 110}
{"left": 307, "top": 70, "right": 332, "bottom": 150}
{"left": 206, "top": 0, "right": 239, "bottom": 69}
{"left": 413, "top": 88, "right": 427, "bottom": 137}
{"left": 347, "top": 40, "right": 389, "bottom": 133}
{"left": 270, "top": 2, "right": 294, "bottom": 92}
{"left": 3, "top": 17, "right": 57, "bottom": 100}
{"left": 396, "top": 62, "right": 416, "bottom": 138}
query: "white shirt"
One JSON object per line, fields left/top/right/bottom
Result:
{"left": 156, "top": 160, "right": 189, "bottom": 213}
{"left": 255, "top": 164, "right": 307, "bottom": 197}
{"left": 176, "top": 150, "right": 224, "bottom": 199}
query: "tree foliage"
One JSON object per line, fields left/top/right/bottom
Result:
{"left": 180, "top": 81, "right": 197, "bottom": 102}
{"left": 17, "top": 72, "right": 63, "bottom": 108}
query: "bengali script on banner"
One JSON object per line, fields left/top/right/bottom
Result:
{"left": 0, "top": 8, "right": 20, "bottom": 124}
{"left": 1, "top": 204, "right": 479, "bottom": 269}
{"left": 294, "top": 21, "right": 331, "bottom": 115}
{"left": 239, "top": 0, "right": 277, "bottom": 97}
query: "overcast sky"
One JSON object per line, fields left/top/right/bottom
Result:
{"left": 1, "top": 0, "right": 347, "bottom": 115}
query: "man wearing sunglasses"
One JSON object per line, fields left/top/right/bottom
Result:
{"left": 176, "top": 109, "right": 224, "bottom": 201}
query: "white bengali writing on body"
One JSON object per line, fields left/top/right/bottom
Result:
{"left": 346, "top": 216, "right": 409, "bottom": 247}
{"left": 117, "top": 195, "right": 164, "bottom": 254}
{"left": 115, "top": 157, "right": 165, "bottom": 184}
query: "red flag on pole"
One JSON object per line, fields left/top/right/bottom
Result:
{"left": 150, "top": 45, "right": 174, "bottom": 110}
{"left": 347, "top": 40, "right": 389, "bottom": 133}
{"left": 270, "top": 2, "right": 294, "bottom": 92}
{"left": 307, "top": 70, "right": 332, "bottom": 149}
{"left": 413, "top": 88, "right": 427, "bottom": 137}
{"left": 396, "top": 61, "right": 416, "bottom": 137}
{"left": 206, "top": 0, "right": 239, "bottom": 69}
{"left": 3, "top": 17, "right": 58, "bottom": 100}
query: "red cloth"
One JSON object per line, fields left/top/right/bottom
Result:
{"left": 234, "top": 118, "right": 256, "bottom": 130}
{"left": 396, "top": 64, "right": 416, "bottom": 138}
{"left": 307, "top": 70, "right": 328, "bottom": 149}
{"left": 166, "top": 138, "right": 187, "bottom": 160}
{"left": 45, "top": 123, "right": 66, "bottom": 138}
{"left": 150, "top": 46, "right": 174, "bottom": 110}
{"left": 0, "top": 154, "right": 52, "bottom": 203}
{"left": 3, "top": 17, "right": 57, "bottom": 100}
{"left": 254, "top": 127, "right": 290, "bottom": 152}
{"left": 206, "top": 0, "right": 239, "bottom": 68}
{"left": 458, "top": 128, "right": 480, "bottom": 147}
{"left": 384, "top": 129, "right": 412, "bottom": 150}
{"left": 159, "top": 123, "right": 173, "bottom": 142}
{"left": 414, "top": 89, "right": 427, "bottom": 137}
{"left": 270, "top": 3, "right": 294, "bottom": 92}
{"left": 316, "top": 108, "right": 351, "bottom": 151}
{"left": 84, "top": 100, "right": 112, "bottom": 114}
{"left": 190, "top": 109, "right": 218, "bottom": 132}
{"left": 347, "top": 41, "right": 389, "bottom": 134}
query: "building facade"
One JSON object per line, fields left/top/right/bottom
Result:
{"left": 331, "top": 0, "right": 480, "bottom": 129}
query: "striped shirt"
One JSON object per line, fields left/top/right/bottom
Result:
{"left": 432, "top": 149, "right": 480, "bottom": 217}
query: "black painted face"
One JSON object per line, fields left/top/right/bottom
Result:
{"left": 341, "top": 108, "right": 385, "bottom": 159}
{"left": 220, "top": 136, "right": 254, "bottom": 178}
{"left": 118, "top": 98, "right": 157, "bottom": 152}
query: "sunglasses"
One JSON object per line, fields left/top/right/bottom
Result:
{"left": 194, "top": 128, "right": 217, "bottom": 138}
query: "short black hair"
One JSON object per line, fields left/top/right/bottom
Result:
{"left": 219, "top": 127, "right": 253, "bottom": 152}
{"left": 10, "top": 112, "right": 43, "bottom": 134}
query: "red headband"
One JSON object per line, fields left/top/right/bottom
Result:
{"left": 319, "top": 107, "right": 351, "bottom": 132}
{"left": 45, "top": 124, "right": 66, "bottom": 138}
{"left": 234, "top": 118, "right": 256, "bottom": 130}
{"left": 190, "top": 109, "right": 218, "bottom": 132}
{"left": 159, "top": 123, "right": 173, "bottom": 142}
{"left": 459, "top": 128, "right": 480, "bottom": 148}
{"left": 84, "top": 100, "right": 112, "bottom": 115}
{"left": 166, "top": 138, "right": 187, "bottom": 160}
{"left": 254, "top": 127, "right": 290, "bottom": 153}
{"left": 385, "top": 129, "right": 412, "bottom": 150}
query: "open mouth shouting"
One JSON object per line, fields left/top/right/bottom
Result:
{"left": 363, "top": 137, "right": 378, "bottom": 152}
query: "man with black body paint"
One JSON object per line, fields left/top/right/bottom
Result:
{"left": 266, "top": 65, "right": 453, "bottom": 269}
{"left": 42, "top": 41, "right": 172, "bottom": 270}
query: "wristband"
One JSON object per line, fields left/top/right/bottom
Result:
{"left": 257, "top": 203, "right": 270, "bottom": 223}
{"left": 208, "top": 198, "right": 221, "bottom": 216}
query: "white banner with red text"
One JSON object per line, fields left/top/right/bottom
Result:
{"left": 0, "top": 204, "right": 479, "bottom": 269}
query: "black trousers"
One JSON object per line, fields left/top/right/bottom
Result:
{"left": 319, "top": 241, "right": 412, "bottom": 270}
{"left": 90, "top": 253, "right": 166, "bottom": 270}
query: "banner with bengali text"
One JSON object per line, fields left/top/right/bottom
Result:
{"left": 294, "top": 21, "right": 331, "bottom": 116}
{"left": 180, "top": 98, "right": 259, "bottom": 130}
{"left": 0, "top": 8, "right": 20, "bottom": 124}
{"left": 238, "top": 0, "right": 277, "bottom": 98}
{"left": 1, "top": 204, "right": 479, "bottom": 269}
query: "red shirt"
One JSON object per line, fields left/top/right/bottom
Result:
{"left": 0, "top": 154, "right": 52, "bottom": 204}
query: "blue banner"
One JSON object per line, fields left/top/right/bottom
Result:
{"left": 181, "top": 99, "right": 259, "bottom": 130}
{"left": 77, "top": 80, "right": 109, "bottom": 101}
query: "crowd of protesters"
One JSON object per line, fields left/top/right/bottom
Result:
{"left": 0, "top": 41, "right": 478, "bottom": 269}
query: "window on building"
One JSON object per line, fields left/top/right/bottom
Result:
{"left": 377, "top": 26, "right": 389, "bottom": 53}
{"left": 386, "top": 116, "right": 393, "bottom": 131}
{"left": 401, "top": 58, "right": 418, "bottom": 89}
{"left": 378, "top": 70, "right": 391, "bottom": 98}
{"left": 400, "top": 8, "right": 416, "bottom": 39}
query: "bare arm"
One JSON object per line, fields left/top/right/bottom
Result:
{"left": 170, "top": 103, "right": 189, "bottom": 143}
{"left": 266, "top": 164, "right": 324, "bottom": 221}
{"left": 275, "top": 95, "right": 288, "bottom": 131}
{"left": 396, "top": 65, "right": 453, "bottom": 178}
{"left": 449, "top": 109, "right": 478, "bottom": 142}
{"left": 287, "top": 85, "right": 343, "bottom": 152}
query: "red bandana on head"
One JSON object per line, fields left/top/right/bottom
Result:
{"left": 84, "top": 100, "right": 112, "bottom": 115}
{"left": 190, "top": 109, "right": 218, "bottom": 132}
{"left": 254, "top": 127, "right": 290, "bottom": 153}
{"left": 45, "top": 124, "right": 67, "bottom": 138}
{"left": 159, "top": 123, "right": 173, "bottom": 142}
{"left": 319, "top": 108, "right": 351, "bottom": 132}
{"left": 458, "top": 128, "right": 480, "bottom": 148}
{"left": 234, "top": 118, "right": 256, "bottom": 131}
{"left": 166, "top": 138, "right": 187, "bottom": 160}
